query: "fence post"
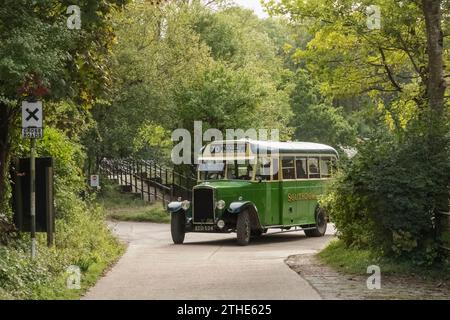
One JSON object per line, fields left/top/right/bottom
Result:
{"left": 120, "top": 160, "right": 124, "bottom": 186}
{"left": 129, "top": 160, "right": 132, "bottom": 189}
{"left": 134, "top": 160, "right": 138, "bottom": 193}
{"left": 154, "top": 163, "right": 158, "bottom": 202}
{"left": 140, "top": 161, "right": 144, "bottom": 200}
{"left": 146, "top": 162, "right": 151, "bottom": 201}
{"left": 124, "top": 160, "right": 128, "bottom": 186}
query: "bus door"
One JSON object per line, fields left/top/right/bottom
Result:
{"left": 280, "top": 157, "right": 297, "bottom": 225}
{"left": 256, "top": 156, "right": 280, "bottom": 226}
{"left": 295, "top": 156, "right": 311, "bottom": 224}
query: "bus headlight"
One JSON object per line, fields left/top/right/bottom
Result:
{"left": 181, "top": 200, "right": 190, "bottom": 211}
{"left": 216, "top": 200, "right": 226, "bottom": 210}
{"left": 217, "top": 220, "right": 225, "bottom": 229}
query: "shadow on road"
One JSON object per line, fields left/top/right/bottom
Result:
{"left": 182, "top": 232, "right": 334, "bottom": 247}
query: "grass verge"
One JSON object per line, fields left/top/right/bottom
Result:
{"left": 98, "top": 182, "right": 170, "bottom": 224}
{"left": 318, "top": 239, "right": 450, "bottom": 280}
{"left": 0, "top": 201, "right": 125, "bottom": 300}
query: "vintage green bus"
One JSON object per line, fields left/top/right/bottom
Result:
{"left": 168, "top": 139, "right": 338, "bottom": 245}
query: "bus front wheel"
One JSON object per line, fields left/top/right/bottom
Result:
{"left": 304, "top": 208, "right": 327, "bottom": 237}
{"left": 171, "top": 211, "right": 186, "bottom": 244}
{"left": 236, "top": 210, "right": 251, "bottom": 246}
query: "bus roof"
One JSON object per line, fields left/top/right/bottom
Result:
{"left": 202, "top": 139, "right": 338, "bottom": 157}
{"left": 247, "top": 140, "right": 338, "bottom": 156}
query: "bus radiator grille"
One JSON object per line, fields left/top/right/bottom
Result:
{"left": 193, "top": 188, "right": 215, "bottom": 223}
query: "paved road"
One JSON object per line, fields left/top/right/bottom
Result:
{"left": 83, "top": 222, "right": 335, "bottom": 300}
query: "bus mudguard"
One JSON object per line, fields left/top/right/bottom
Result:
{"left": 168, "top": 202, "right": 182, "bottom": 213}
{"left": 228, "top": 201, "right": 257, "bottom": 215}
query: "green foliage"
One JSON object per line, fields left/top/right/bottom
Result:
{"left": 0, "top": 201, "right": 123, "bottom": 299}
{"left": 322, "top": 121, "right": 450, "bottom": 265}
{"left": 109, "top": 204, "right": 170, "bottom": 224}
{"left": 290, "top": 70, "right": 357, "bottom": 148}
{"left": 1, "top": 128, "right": 123, "bottom": 299}
{"left": 319, "top": 239, "right": 450, "bottom": 277}
{"left": 133, "top": 122, "right": 172, "bottom": 161}
{"left": 98, "top": 180, "right": 169, "bottom": 223}
{"left": 93, "top": 2, "right": 295, "bottom": 160}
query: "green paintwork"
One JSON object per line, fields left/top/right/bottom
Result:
{"left": 186, "top": 179, "right": 329, "bottom": 228}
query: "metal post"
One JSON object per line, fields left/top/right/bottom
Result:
{"left": 30, "top": 138, "right": 36, "bottom": 259}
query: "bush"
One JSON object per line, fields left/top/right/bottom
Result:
{"left": 322, "top": 123, "right": 450, "bottom": 266}
{"left": 0, "top": 128, "right": 123, "bottom": 299}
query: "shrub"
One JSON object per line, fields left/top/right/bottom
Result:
{"left": 322, "top": 123, "right": 450, "bottom": 265}
{"left": 0, "top": 128, "right": 123, "bottom": 299}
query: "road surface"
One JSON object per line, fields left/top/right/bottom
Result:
{"left": 83, "top": 222, "right": 335, "bottom": 300}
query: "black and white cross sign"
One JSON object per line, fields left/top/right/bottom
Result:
{"left": 22, "top": 101, "right": 43, "bottom": 139}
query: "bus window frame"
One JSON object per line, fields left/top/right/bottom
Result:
{"left": 319, "top": 156, "right": 332, "bottom": 179}
{"left": 295, "top": 157, "right": 308, "bottom": 179}
{"left": 278, "top": 154, "right": 337, "bottom": 181}
{"left": 281, "top": 156, "right": 296, "bottom": 180}
{"left": 307, "top": 157, "right": 320, "bottom": 179}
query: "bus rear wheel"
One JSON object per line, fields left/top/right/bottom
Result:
{"left": 237, "top": 210, "right": 251, "bottom": 246}
{"left": 304, "top": 208, "right": 327, "bottom": 237}
{"left": 171, "top": 211, "right": 186, "bottom": 244}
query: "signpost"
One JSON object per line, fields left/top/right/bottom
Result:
{"left": 22, "top": 101, "right": 43, "bottom": 259}
{"left": 90, "top": 174, "right": 100, "bottom": 188}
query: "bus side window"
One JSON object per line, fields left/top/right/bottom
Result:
{"left": 320, "top": 157, "right": 332, "bottom": 178}
{"left": 282, "top": 157, "right": 295, "bottom": 180}
{"left": 308, "top": 157, "right": 320, "bottom": 179}
{"left": 296, "top": 157, "right": 307, "bottom": 179}
{"left": 256, "top": 157, "right": 271, "bottom": 181}
{"left": 272, "top": 158, "right": 279, "bottom": 181}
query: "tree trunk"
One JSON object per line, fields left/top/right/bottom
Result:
{"left": 422, "top": 0, "right": 447, "bottom": 115}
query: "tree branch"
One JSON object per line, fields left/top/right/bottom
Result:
{"left": 379, "top": 48, "right": 403, "bottom": 92}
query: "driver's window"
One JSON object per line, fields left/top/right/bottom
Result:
{"left": 256, "top": 157, "right": 271, "bottom": 181}
{"left": 227, "top": 161, "right": 253, "bottom": 180}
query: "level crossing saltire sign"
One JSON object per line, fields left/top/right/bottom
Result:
{"left": 22, "top": 101, "right": 43, "bottom": 139}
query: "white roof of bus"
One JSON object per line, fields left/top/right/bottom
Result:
{"left": 204, "top": 139, "right": 338, "bottom": 155}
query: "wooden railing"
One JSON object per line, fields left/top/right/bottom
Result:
{"left": 99, "top": 159, "right": 196, "bottom": 207}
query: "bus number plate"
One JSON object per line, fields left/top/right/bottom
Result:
{"left": 194, "top": 225, "right": 215, "bottom": 232}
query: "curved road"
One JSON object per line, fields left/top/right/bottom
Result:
{"left": 83, "top": 222, "right": 335, "bottom": 300}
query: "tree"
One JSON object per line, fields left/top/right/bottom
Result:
{"left": 290, "top": 70, "right": 357, "bottom": 149}
{"left": 265, "top": 0, "right": 449, "bottom": 126}
{"left": 93, "top": 1, "right": 295, "bottom": 162}
{"left": 0, "top": 0, "right": 128, "bottom": 213}
{"left": 265, "top": 0, "right": 449, "bottom": 262}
